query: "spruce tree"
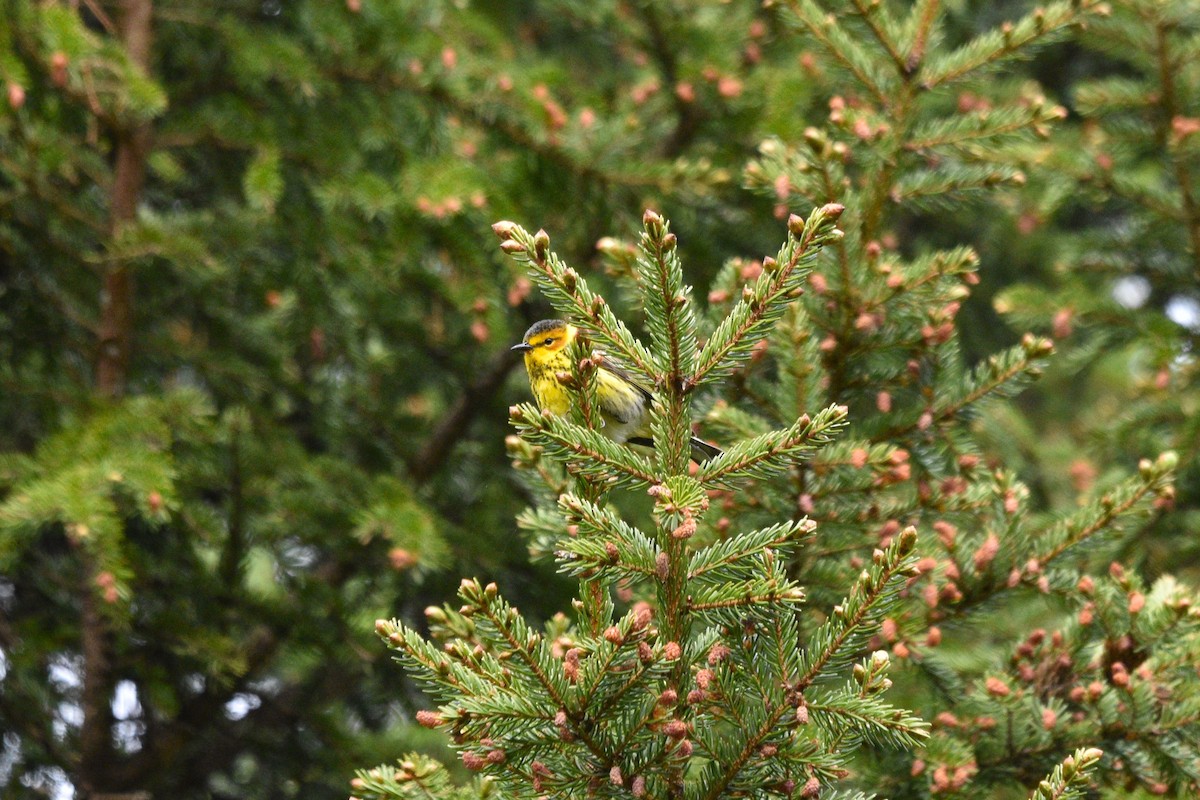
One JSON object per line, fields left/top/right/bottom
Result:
{"left": 359, "top": 1, "right": 1200, "bottom": 798}
{"left": 735, "top": 0, "right": 1200, "bottom": 795}
{"left": 358, "top": 207, "right": 1136, "bottom": 799}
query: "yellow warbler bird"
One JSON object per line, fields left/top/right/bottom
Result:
{"left": 511, "top": 319, "right": 722, "bottom": 462}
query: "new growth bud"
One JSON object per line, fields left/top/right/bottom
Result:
{"left": 819, "top": 202, "right": 845, "bottom": 221}
{"left": 642, "top": 209, "right": 664, "bottom": 234}
{"left": 492, "top": 220, "right": 519, "bottom": 239}
{"left": 531, "top": 228, "right": 550, "bottom": 259}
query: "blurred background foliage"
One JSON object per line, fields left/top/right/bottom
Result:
{"left": 0, "top": 0, "right": 1196, "bottom": 798}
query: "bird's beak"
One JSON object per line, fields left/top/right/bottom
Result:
{"left": 510, "top": 342, "right": 533, "bottom": 353}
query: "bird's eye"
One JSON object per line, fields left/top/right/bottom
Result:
{"left": 543, "top": 337, "right": 555, "bottom": 346}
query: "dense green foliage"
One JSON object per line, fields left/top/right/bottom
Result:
{"left": 1, "top": 1, "right": 1198, "bottom": 799}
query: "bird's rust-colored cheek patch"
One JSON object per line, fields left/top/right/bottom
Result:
{"left": 543, "top": 335, "right": 570, "bottom": 352}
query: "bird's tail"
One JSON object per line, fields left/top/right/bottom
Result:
{"left": 627, "top": 436, "right": 723, "bottom": 463}
{"left": 689, "top": 436, "right": 723, "bottom": 463}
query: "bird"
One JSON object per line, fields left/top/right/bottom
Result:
{"left": 511, "top": 319, "right": 723, "bottom": 462}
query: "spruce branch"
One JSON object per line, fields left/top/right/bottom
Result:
{"left": 554, "top": 494, "right": 660, "bottom": 581}
{"left": 918, "top": 1, "right": 1091, "bottom": 89}
{"left": 494, "top": 221, "right": 658, "bottom": 382}
{"left": 1072, "top": 76, "right": 1157, "bottom": 116}
{"left": 796, "top": 526, "right": 920, "bottom": 691}
{"left": 336, "top": 63, "right": 681, "bottom": 195}
{"left": 847, "top": 0, "right": 909, "bottom": 77}
{"left": 636, "top": 209, "right": 697, "bottom": 388}
{"left": 891, "top": 163, "right": 1029, "bottom": 206}
{"left": 877, "top": 335, "right": 1054, "bottom": 442}
{"left": 697, "top": 403, "right": 848, "bottom": 486}
{"left": 936, "top": 335, "right": 1055, "bottom": 414}
{"left": 458, "top": 580, "right": 573, "bottom": 710}
{"left": 687, "top": 518, "right": 817, "bottom": 583}
{"left": 637, "top": 209, "right": 701, "bottom": 476}
{"left": 1106, "top": 169, "right": 1190, "bottom": 221}
{"left": 509, "top": 403, "right": 658, "bottom": 489}
{"left": 1032, "top": 452, "right": 1176, "bottom": 568}
{"left": 569, "top": 333, "right": 605, "bottom": 437}
{"left": 587, "top": 645, "right": 661, "bottom": 726}
{"left": 554, "top": 533, "right": 659, "bottom": 581}
{"left": 692, "top": 203, "right": 845, "bottom": 385}
{"left": 806, "top": 690, "right": 929, "bottom": 750}
{"left": 808, "top": 440, "right": 898, "bottom": 473}
{"left": 903, "top": 0, "right": 942, "bottom": 69}
{"left": 1028, "top": 747, "right": 1105, "bottom": 800}
{"left": 376, "top": 618, "right": 499, "bottom": 703}
{"left": 573, "top": 612, "right": 646, "bottom": 695}
{"left": 700, "top": 529, "right": 921, "bottom": 800}
{"left": 906, "top": 104, "right": 1067, "bottom": 154}
{"left": 557, "top": 493, "right": 644, "bottom": 545}
{"left": 0, "top": 149, "right": 108, "bottom": 235}
{"left": 687, "top": 574, "right": 806, "bottom": 614}
{"left": 819, "top": 649, "right": 929, "bottom": 755}
{"left": 782, "top": 0, "right": 896, "bottom": 107}
{"left": 351, "top": 753, "right": 478, "bottom": 800}
{"left": 395, "top": 583, "right": 633, "bottom": 774}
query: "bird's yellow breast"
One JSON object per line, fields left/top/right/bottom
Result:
{"left": 525, "top": 347, "right": 573, "bottom": 416}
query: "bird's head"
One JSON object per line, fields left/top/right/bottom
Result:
{"left": 511, "top": 319, "right": 575, "bottom": 367}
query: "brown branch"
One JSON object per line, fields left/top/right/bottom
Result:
{"left": 96, "top": 0, "right": 154, "bottom": 399}
{"left": 80, "top": 3, "right": 154, "bottom": 797}
{"left": 77, "top": 553, "right": 116, "bottom": 796}
{"left": 407, "top": 345, "right": 521, "bottom": 484}
{"left": 906, "top": 0, "right": 941, "bottom": 72}
{"left": 82, "top": 0, "right": 117, "bottom": 34}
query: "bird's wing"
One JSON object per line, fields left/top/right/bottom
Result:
{"left": 595, "top": 355, "right": 653, "bottom": 403}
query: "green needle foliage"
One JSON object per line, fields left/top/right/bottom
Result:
{"left": 2, "top": 2, "right": 783, "bottom": 795}
{"left": 4, "top": 0, "right": 1200, "bottom": 798}
{"left": 360, "top": 202, "right": 1183, "bottom": 799}
{"left": 367, "top": 206, "right": 939, "bottom": 800}
{"left": 721, "top": 0, "right": 1200, "bottom": 796}
{"left": 361, "top": 2, "right": 1200, "bottom": 798}
{"left": 992, "top": 0, "right": 1200, "bottom": 582}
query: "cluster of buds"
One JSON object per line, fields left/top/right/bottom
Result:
{"left": 928, "top": 760, "right": 978, "bottom": 794}
{"left": 1010, "top": 628, "right": 1075, "bottom": 691}
{"left": 531, "top": 83, "right": 568, "bottom": 131}
{"left": 852, "top": 650, "right": 893, "bottom": 694}
{"left": 94, "top": 570, "right": 120, "bottom": 604}
{"left": 874, "top": 448, "right": 911, "bottom": 486}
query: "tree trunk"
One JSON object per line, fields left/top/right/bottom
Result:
{"left": 95, "top": 0, "right": 153, "bottom": 398}
{"left": 81, "top": 3, "right": 154, "bottom": 798}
